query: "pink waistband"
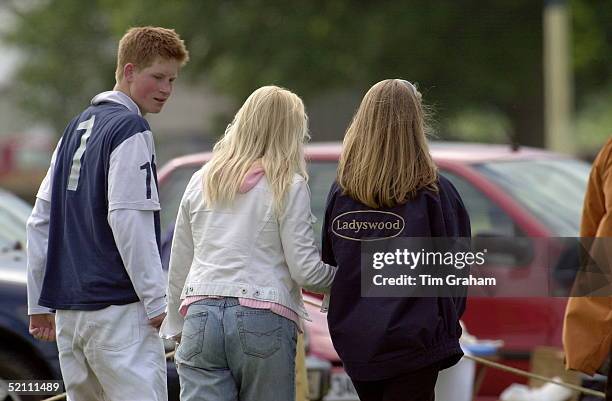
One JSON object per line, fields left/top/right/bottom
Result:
{"left": 179, "top": 296, "right": 302, "bottom": 332}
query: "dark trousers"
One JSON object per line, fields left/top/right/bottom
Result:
{"left": 351, "top": 364, "right": 440, "bottom": 401}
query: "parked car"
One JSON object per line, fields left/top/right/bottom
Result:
{"left": 158, "top": 142, "right": 590, "bottom": 400}
{"left": 0, "top": 188, "right": 181, "bottom": 401}
{"left": 0, "top": 140, "right": 590, "bottom": 401}
{"left": 0, "top": 188, "right": 31, "bottom": 251}
{"left": 0, "top": 188, "right": 62, "bottom": 401}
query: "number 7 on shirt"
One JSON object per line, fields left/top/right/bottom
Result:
{"left": 67, "top": 115, "right": 95, "bottom": 191}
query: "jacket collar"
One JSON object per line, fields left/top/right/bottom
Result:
{"left": 91, "top": 91, "right": 142, "bottom": 116}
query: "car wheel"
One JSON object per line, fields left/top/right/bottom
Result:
{"left": 0, "top": 349, "right": 46, "bottom": 401}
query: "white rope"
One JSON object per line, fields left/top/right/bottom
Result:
{"left": 464, "top": 354, "right": 605, "bottom": 398}
{"left": 302, "top": 297, "right": 606, "bottom": 399}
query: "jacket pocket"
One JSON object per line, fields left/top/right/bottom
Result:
{"left": 236, "top": 309, "right": 282, "bottom": 358}
{"left": 177, "top": 311, "right": 208, "bottom": 361}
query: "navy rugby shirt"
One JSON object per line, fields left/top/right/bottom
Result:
{"left": 322, "top": 175, "right": 471, "bottom": 381}
{"left": 38, "top": 95, "right": 161, "bottom": 310}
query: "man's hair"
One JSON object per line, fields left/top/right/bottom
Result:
{"left": 338, "top": 79, "right": 438, "bottom": 208}
{"left": 115, "top": 26, "right": 189, "bottom": 82}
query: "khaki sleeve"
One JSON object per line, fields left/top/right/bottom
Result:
{"left": 563, "top": 296, "right": 612, "bottom": 375}
{"left": 564, "top": 137, "right": 612, "bottom": 375}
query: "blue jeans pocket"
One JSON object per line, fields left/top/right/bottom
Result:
{"left": 178, "top": 311, "right": 207, "bottom": 361}
{"left": 236, "top": 310, "right": 282, "bottom": 358}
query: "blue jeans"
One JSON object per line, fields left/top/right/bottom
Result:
{"left": 175, "top": 297, "right": 297, "bottom": 401}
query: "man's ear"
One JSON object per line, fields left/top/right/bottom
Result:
{"left": 123, "top": 63, "right": 136, "bottom": 82}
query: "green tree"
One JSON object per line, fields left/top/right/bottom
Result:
{"left": 3, "top": 0, "right": 116, "bottom": 134}
{"left": 103, "top": 0, "right": 545, "bottom": 146}
{"left": 4, "top": 0, "right": 610, "bottom": 147}
{"left": 571, "top": 0, "right": 612, "bottom": 98}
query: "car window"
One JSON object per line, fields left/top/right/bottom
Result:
{"left": 159, "top": 166, "right": 201, "bottom": 234}
{"left": 441, "top": 170, "right": 520, "bottom": 237}
{"left": 307, "top": 162, "right": 339, "bottom": 246}
{"left": 160, "top": 162, "right": 532, "bottom": 243}
{"left": 441, "top": 170, "right": 530, "bottom": 268}
{"left": 473, "top": 159, "right": 589, "bottom": 237}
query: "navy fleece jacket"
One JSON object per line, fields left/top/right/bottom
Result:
{"left": 322, "top": 175, "right": 471, "bottom": 381}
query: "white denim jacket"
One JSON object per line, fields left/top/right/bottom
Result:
{"left": 160, "top": 167, "right": 337, "bottom": 339}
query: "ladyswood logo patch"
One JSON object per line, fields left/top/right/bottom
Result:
{"left": 332, "top": 210, "right": 405, "bottom": 241}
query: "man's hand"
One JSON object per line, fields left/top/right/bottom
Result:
{"left": 29, "top": 314, "right": 56, "bottom": 342}
{"left": 149, "top": 312, "right": 166, "bottom": 330}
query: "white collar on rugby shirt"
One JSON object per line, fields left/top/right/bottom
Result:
{"left": 91, "top": 91, "right": 142, "bottom": 116}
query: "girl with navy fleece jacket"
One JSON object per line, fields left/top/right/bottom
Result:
{"left": 322, "top": 79, "right": 471, "bottom": 401}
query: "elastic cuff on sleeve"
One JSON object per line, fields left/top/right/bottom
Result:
{"left": 28, "top": 306, "right": 54, "bottom": 315}
{"left": 146, "top": 300, "right": 168, "bottom": 319}
{"left": 36, "top": 191, "right": 51, "bottom": 202}
{"left": 108, "top": 201, "right": 161, "bottom": 212}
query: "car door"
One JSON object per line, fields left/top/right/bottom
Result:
{"left": 440, "top": 167, "right": 563, "bottom": 395}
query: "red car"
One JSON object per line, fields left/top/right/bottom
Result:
{"left": 158, "top": 142, "right": 590, "bottom": 400}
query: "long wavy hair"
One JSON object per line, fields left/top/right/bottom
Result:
{"left": 338, "top": 79, "right": 438, "bottom": 208}
{"left": 203, "top": 85, "right": 309, "bottom": 215}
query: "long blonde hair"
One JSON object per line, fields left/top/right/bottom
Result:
{"left": 338, "top": 79, "right": 438, "bottom": 208}
{"left": 203, "top": 85, "right": 309, "bottom": 215}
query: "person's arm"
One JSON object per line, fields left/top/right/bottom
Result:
{"left": 453, "top": 192, "right": 471, "bottom": 319}
{"left": 577, "top": 140, "right": 612, "bottom": 292}
{"left": 563, "top": 139, "right": 612, "bottom": 374}
{"left": 27, "top": 198, "right": 56, "bottom": 341}
{"left": 581, "top": 165, "right": 604, "bottom": 236}
{"left": 27, "top": 198, "right": 53, "bottom": 316}
{"left": 321, "top": 183, "right": 338, "bottom": 267}
{"left": 160, "top": 186, "right": 195, "bottom": 340}
{"left": 595, "top": 140, "right": 612, "bottom": 237}
{"left": 108, "top": 210, "right": 167, "bottom": 321}
{"left": 279, "top": 178, "right": 337, "bottom": 293}
{"left": 107, "top": 130, "right": 166, "bottom": 325}
{"left": 434, "top": 178, "right": 471, "bottom": 318}
{"left": 319, "top": 183, "right": 338, "bottom": 312}
{"left": 27, "top": 139, "right": 62, "bottom": 342}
